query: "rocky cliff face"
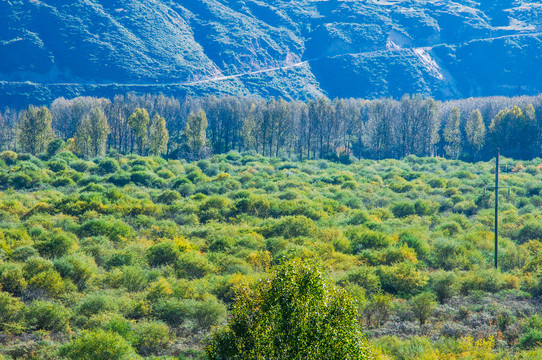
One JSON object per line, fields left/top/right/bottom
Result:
{"left": 1, "top": 0, "right": 542, "bottom": 106}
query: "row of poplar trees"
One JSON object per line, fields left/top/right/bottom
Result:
{"left": 2, "top": 93, "right": 542, "bottom": 161}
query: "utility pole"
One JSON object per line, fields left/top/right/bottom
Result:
{"left": 483, "top": 149, "right": 510, "bottom": 269}
{"left": 495, "top": 149, "right": 499, "bottom": 269}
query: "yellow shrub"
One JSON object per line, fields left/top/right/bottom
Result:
{"left": 247, "top": 251, "right": 272, "bottom": 271}
{"left": 147, "top": 277, "right": 174, "bottom": 301}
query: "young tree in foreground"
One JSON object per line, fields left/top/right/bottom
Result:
{"left": 17, "top": 105, "right": 54, "bottom": 155}
{"left": 206, "top": 258, "right": 373, "bottom": 360}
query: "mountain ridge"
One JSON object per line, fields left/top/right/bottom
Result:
{"left": 2, "top": 0, "right": 542, "bottom": 106}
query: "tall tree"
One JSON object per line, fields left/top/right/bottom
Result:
{"left": 443, "top": 107, "right": 462, "bottom": 159}
{"left": 75, "top": 108, "right": 110, "bottom": 159}
{"left": 397, "top": 95, "right": 439, "bottom": 157}
{"left": 148, "top": 115, "right": 169, "bottom": 156}
{"left": 0, "top": 108, "right": 18, "bottom": 151}
{"left": 240, "top": 102, "right": 261, "bottom": 153}
{"left": 184, "top": 110, "right": 208, "bottom": 159}
{"left": 465, "top": 109, "right": 486, "bottom": 158}
{"left": 50, "top": 97, "right": 111, "bottom": 140}
{"left": 17, "top": 105, "right": 54, "bottom": 155}
{"left": 489, "top": 105, "right": 537, "bottom": 159}
{"left": 128, "top": 108, "right": 150, "bottom": 155}
{"left": 364, "top": 99, "right": 396, "bottom": 160}
{"left": 308, "top": 97, "right": 335, "bottom": 158}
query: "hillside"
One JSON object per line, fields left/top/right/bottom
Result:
{"left": 1, "top": 0, "right": 542, "bottom": 106}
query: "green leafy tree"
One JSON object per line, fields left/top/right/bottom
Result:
{"left": 128, "top": 108, "right": 150, "bottom": 155}
{"left": 206, "top": 258, "right": 372, "bottom": 360}
{"left": 489, "top": 105, "right": 537, "bottom": 159}
{"left": 17, "top": 105, "right": 54, "bottom": 155}
{"left": 443, "top": 107, "right": 462, "bottom": 159}
{"left": 465, "top": 109, "right": 486, "bottom": 158}
{"left": 148, "top": 114, "right": 169, "bottom": 156}
{"left": 75, "top": 108, "right": 110, "bottom": 158}
{"left": 410, "top": 291, "right": 437, "bottom": 327}
{"left": 184, "top": 110, "right": 208, "bottom": 159}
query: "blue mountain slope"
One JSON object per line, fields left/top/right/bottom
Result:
{"left": 1, "top": 0, "right": 542, "bottom": 106}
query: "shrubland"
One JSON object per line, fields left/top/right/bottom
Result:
{"left": 1, "top": 150, "right": 542, "bottom": 358}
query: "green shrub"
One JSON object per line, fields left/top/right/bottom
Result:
{"left": 459, "top": 268, "right": 516, "bottom": 294}
{"left": 108, "top": 172, "right": 131, "bottom": 186}
{"left": 176, "top": 253, "right": 214, "bottom": 279}
{"left": 132, "top": 320, "right": 171, "bottom": 356}
{"left": 28, "top": 269, "right": 65, "bottom": 297}
{"left": 347, "top": 210, "right": 371, "bottom": 225}
{"left": 46, "top": 139, "right": 65, "bottom": 157}
{"left": 70, "top": 160, "right": 92, "bottom": 172}
{"left": 153, "top": 298, "right": 191, "bottom": 327}
{"left": 427, "top": 178, "right": 446, "bottom": 189}
{"left": 429, "top": 270, "right": 458, "bottom": 303}
{"left": 47, "top": 160, "right": 68, "bottom": 172}
{"left": 0, "top": 292, "right": 25, "bottom": 332}
{"left": 10, "top": 246, "right": 39, "bottom": 261}
{"left": 76, "top": 293, "right": 118, "bottom": 318}
{"left": 453, "top": 200, "right": 477, "bottom": 216}
{"left": 340, "top": 266, "right": 381, "bottom": 294}
{"left": 346, "top": 227, "right": 393, "bottom": 253}
{"left": 362, "top": 293, "right": 393, "bottom": 328}
{"left": 59, "top": 330, "right": 138, "bottom": 360}
{"left": 517, "top": 221, "right": 542, "bottom": 243}
{"left": 26, "top": 300, "right": 71, "bottom": 332}
{"left": 156, "top": 190, "right": 182, "bottom": 204}
{"left": 156, "top": 168, "right": 175, "bottom": 179}
{"left": 398, "top": 232, "right": 430, "bottom": 259}
{"left": 373, "top": 336, "right": 435, "bottom": 360}
{"left": 98, "top": 158, "right": 120, "bottom": 174}
{"left": 378, "top": 262, "right": 427, "bottom": 296}
{"left": 199, "top": 195, "right": 234, "bottom": 222}
{"left": 191, "top": 296, "right": 227, "bottom": 330}
{"left": 121, "top": 266, "right": 148, "bottom": 292}
{"left": 391, "top": 202, "right": 416, "bottom": 218}
{"left": 54, "top": 253, "right": 97, "bottom": 289}
{"left": 0, "top": 151, "right": 18, "bottom": 165}
{"left": 131, "top": 171, "right": 160, "bottom": 187}
{"left": 146, "top": 241, "right": 181, "bottom": 268}
{"left": 23, "top": 257, "right": 54, "bottom": 279}
{"left": 265, "top": 215, "right": 318, "bottom": 238}
{"left": 520, "top": 329, "right": 542, "bottom": 349}
{"left": 414, "top": 199, "right": 438, "bottom": 216}
{"left": 10, "top": 173, "right": 35, "bottom": 188}
{"left": 0, "top": 263, "right": 28, "bottom": 295}
{"left": 78, "top": 219, "right": 135, "bottom": 242}
{"left": 234, "top": 194, "right": 270, "bottom": 217}
{"left": 430, "top": 238, "right": 465, "bottom": 270}
{"left": 35, "top": 230, "right": 77, "bottom": 258}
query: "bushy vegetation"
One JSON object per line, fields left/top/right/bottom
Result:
{"left": 1, "top": 150, "right": 542, "bottom": 359}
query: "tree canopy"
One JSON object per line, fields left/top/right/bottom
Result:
{"left": 206, "top": 258, "right": 373, "bottom": 360}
